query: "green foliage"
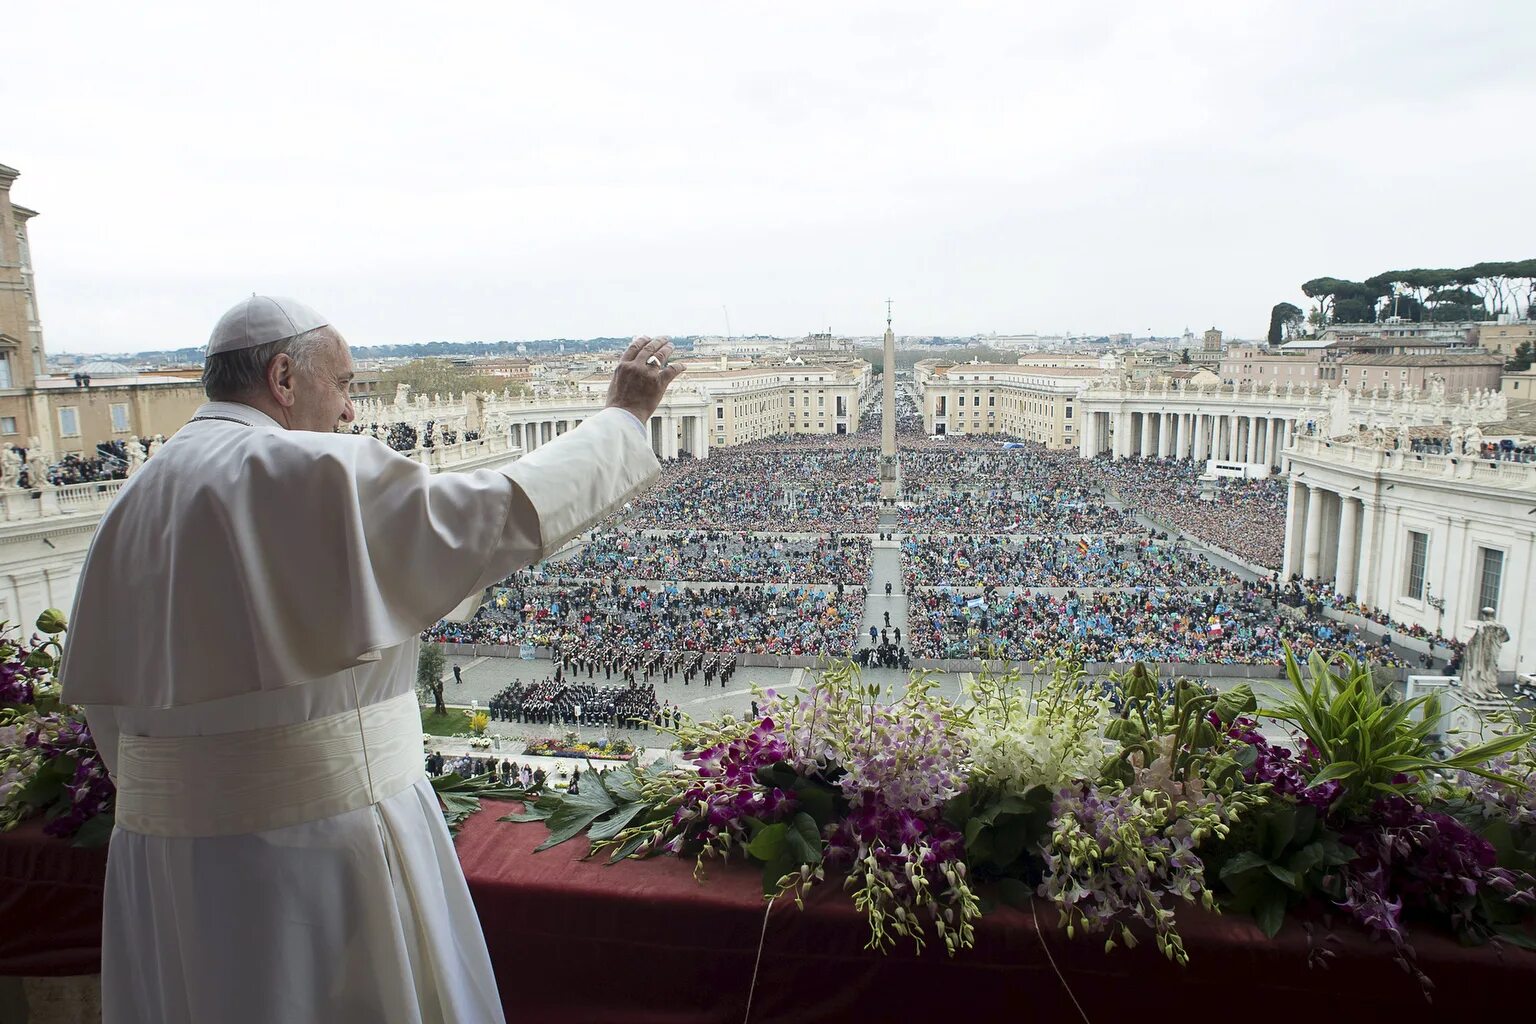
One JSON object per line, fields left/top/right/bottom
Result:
{"left": 1264, "top": 649, "right": 1534, "bottom": 813}
{"left": 430, "top": 771, "right": 533, "bottom": 834}
{"left": 378, "top": 358, "right": 512, "bottom": 398}
{"left": 1101, "top": 663, "right": 1255, "bottom": 787}
{"left": 1509, "top": 341, "right": 1533, "bottom": 372}
{"left": 1295, "top": 259, "right": 1536, "bottom": 326}
{"left": 1207, "top": 803, "right": 1354, "bottom": 937}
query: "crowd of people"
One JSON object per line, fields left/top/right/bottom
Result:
{"left": 347, "top": 420, "right": 479, "bottom": 452}
{"left": 1090, "top": 456, "right": 1286, "bottom": 569}
{"left": 902, "top": 533, "right": 1244, "bottom": 590}
{"left": 616, "top": 439, "right": 880, "bottom": 532}
{"left": 897, "top": 445, "right": 1133, "bottom": 535}
{"left": 906, "top": 586, "right": 1406, "bottom": 667}
{"left": 550, "top": 530, "right": 871, "bottom": 585}
{"left": 423, "top": 579, "right": 861, "bottom": 658}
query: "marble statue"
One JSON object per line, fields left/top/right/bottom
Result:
{"left": 1463, "top": 424, "right": 1483, "bottom": 456}
{"left": 1448, "top": 423, "right": 1465, "bottom": 455}
{"left": 147, "top": 435, "right": 164, "bottom": 459}
{"left": 394, "top": 383, "right": 411, "bottom": 408}
{"left": 1329, "top": 385, "right": 1352, "bottom": 437}
{"left": 1462, "top": 609, "right": 1510, "bottom": 698}
{"left": 1267, "top": 379, "right": 1279, "bottom": 398}
{"left": 466, "top": 392, "right": 487, "bottom": 434}
{"left": 1395, "top": 420, "right": 1411, "bottom": 451}
{"left": 26, "top": 443, "right": 50, "bottom": 489}
{"left": 1285, "top": 381, "right": 1296, "bottom": 398}
{"left": 126, "top": 439, "right": 147, "bottom": 476}
{"left": 0, "top": 445, "right": 20, "bottom": 489}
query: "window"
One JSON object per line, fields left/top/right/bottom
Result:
{"left": 1405, "top": 531, "right": 1428, "bottom": 600}
{"left": 788, "top": 397, "right": 794, "bottom": 407}
{"left": 110, "top": 403, "right": 131, "bottom": 432}
{"left": 988, "top": 395, "right": 995, "bottom": 406}
{"left": 716, "top": 407, "right": 724, "bottom": 420}
{"left": 1477, "top": 548, "right": 1504, "bottom": 615}
{"left": 1065, "top": 407, "right": 1073, "bottom": 418}
{"left": 58, "top": 407, "right": 80, "bottom": 438}
{"left": 0, "top": 357, "right": 10, "bottom": 389}
{"left": 0, "top": 417, "right": 14, "bottom": 435}
{"left": 959, "top": 396, "right": 966, "bottom": 407}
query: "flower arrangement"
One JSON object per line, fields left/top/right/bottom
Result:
{"left": 0, "top": 611, "right": 116, "bottom": 847}
{"left": 467, "top": 710, "right": 490, "bottom": 736}
{"left": 508, "top": 652, "right": 1536, "bottom": 992}
{"left": 524, "top": 731, "right": 637, "bottom": 761}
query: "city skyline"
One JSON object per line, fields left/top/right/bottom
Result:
{"left": 7, "top": 1, "right": 1536, "bottom": 354}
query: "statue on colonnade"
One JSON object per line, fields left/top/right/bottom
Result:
{"left": 1461, "top": 609, "right": 1509, "bottom": 698}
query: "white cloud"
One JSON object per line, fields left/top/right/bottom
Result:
{"left": 7, "top": 0, "right": 1535, "bottom": 352}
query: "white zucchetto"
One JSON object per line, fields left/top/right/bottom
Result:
{"left": 207, "top": 295, "right": 330, "bottom": 355}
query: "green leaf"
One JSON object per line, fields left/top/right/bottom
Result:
{"left": 1265, "top": 805, "right": 1299, "bottom": 859}
{"left": 792, "top": 780, "right": 838, "bottom": 828}
{"left": 587, "top": 801, "right": 647, "bottom": 842}
{"left": 785, "top": 812, "right": 823, "bottom": 865}
{"left": 1219, "top": 851, "right": 1271, "bottom": 881}
{"left": 1305, "top": 761, "right": 1360, "bottom": 787}
{"left": 71, "top": 812, "right": 114, "bottom": 848}
{"left": 748, "top": 822, "right": 788, "bottom": 862}
{"left": 761, "top": 851, "right": 798, "bottom": 897}
{"left": 1255, "top": 895, "right": 1287, "bottom": 938}
{"left": 989, "top": 816, "right": 1035, "bottom": 869}
{"left": 1265, "top": 863, "right": 1301, "bottom": 890}
{"left": 996, "top": 877, "right": 1033, "bottom": 910}
{"left": 606, "top": 830, "right": 652, "bottom": 864}
{"left": 533, "top": 783, "right": 618, "bottom": 852}
{"left": 941, "top": 790, "right": 974, "bottom": 828}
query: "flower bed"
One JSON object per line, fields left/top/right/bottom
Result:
{"left": 0, "top": 612, "right": 115, "bottom": 847}
{"left": 523, "top": 733, "right": 637, "bottom": 761}
{"left": 509, "top": 654, "right": 1536, "bottom": 994}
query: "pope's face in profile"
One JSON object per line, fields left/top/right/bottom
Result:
{"left": 291, "top": 333, "right": 358, "bottom": 433}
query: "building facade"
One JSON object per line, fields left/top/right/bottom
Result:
{"left": 913, "top": 361, "right": 1096, "bottom": 447}
{"left": 0, "top": 163, "right": 49, "bottom": 446}
{"left": 1284, "top": 435, "right": 1535, "bottom": 677}
{"left": 1477, "top": 320, "right": 1536, "bottom": 361}
{"left": 579, "top": 360, "right": 869, "bottom": 448}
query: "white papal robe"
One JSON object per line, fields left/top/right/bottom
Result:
{"left": 60, "top": 401, "right": 659, "bottom": 1024}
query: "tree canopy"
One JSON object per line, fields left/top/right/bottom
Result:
{"left": 378, "top": 358, "right": 520, "bottom": 397}
{"left": 1294, "top": 259, "right": 1536, "bottom": 329}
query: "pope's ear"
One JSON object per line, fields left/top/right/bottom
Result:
{"left": 267, "top": 353, "right": 298, "bottom": 407}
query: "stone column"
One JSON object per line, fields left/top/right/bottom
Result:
{"left": 1282, "top": 480, "right": 1306, "bottom": 579}
{"left": 1157, "top": 413, "right": 1172, "bottom": 458}
{"left": 1302, "top": 485, "right": 1325, "bottom": 579}
{"left": 1174, "top": 412, "right": 1188, "bottom": 460}
{"left": 1247, "top": 416, "right": 1260, "bottom": 463}
{"left": 1356, "top": 498, "right": 1378, "bottom": 607}
{"left": 1336, "top": 497, "right": 1359, "bottom": 597}
{"left": 1139, "top": 413, "right": 1154, "bottom": 458}
{"left": 1192, "top": 415, "right": 1206, "bottom": 462}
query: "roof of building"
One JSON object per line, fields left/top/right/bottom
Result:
{"left": 937, "top": 363, "right": 1099, "bottom": 377}
{"left": 1337, "top": 353, "right": 1504, "bottom": 367}
{"left": 74, "top": 359, "right": 135, "bottom": 375}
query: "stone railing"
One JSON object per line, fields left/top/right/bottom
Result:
{"left": 0, "top": 479, "right": 127, "bottom": 520}
{"left": 0, "top": 433, "right": 524, "bottom": 523}
{"left": 1291, "top": 435, "right": 1536, "bottom": 491}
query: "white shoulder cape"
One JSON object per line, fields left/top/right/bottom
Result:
{"left": 60, "top": 404, "right": 658, "bottom": 708}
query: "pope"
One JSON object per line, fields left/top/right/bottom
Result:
{"left": 60, "top": 296, "right": 684, "bottom": 1024}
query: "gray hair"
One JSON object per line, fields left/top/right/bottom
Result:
{"left": 202, "top": 326, "right": 337, "bottom": 401}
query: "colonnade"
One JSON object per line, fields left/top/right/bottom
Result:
{"left": 1079, "top": 409, "right": 1295, "bottom": 468}
{"left": 1281, "top": 479, "right": 1375, "bottom": 601}
{"left": 512, "top": 413, "right": 708, "bottom": 460}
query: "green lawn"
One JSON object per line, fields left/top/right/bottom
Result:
{"left": 420, "top": 706, "right": 467, "bottom": 737}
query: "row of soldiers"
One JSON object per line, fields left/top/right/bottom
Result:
{"left": 556, "top": 640, "right": 739, "bottom": 688}
{"left": 487, "top": 678, "right": 664, "bottom": 729}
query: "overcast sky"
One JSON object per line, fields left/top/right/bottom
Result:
{"left": 7, "top": 2, "right": 1535, "bottom": 354}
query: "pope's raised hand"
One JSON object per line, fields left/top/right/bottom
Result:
{"left": 607, "top": 336, "right": 686, "bottom": 425}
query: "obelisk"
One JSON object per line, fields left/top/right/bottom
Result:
{"left": 878, "top": 301, "right": 901, "bottom": 506}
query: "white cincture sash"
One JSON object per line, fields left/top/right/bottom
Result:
{"left": 113, "top": 691, "right": 426, "bottom": 838}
